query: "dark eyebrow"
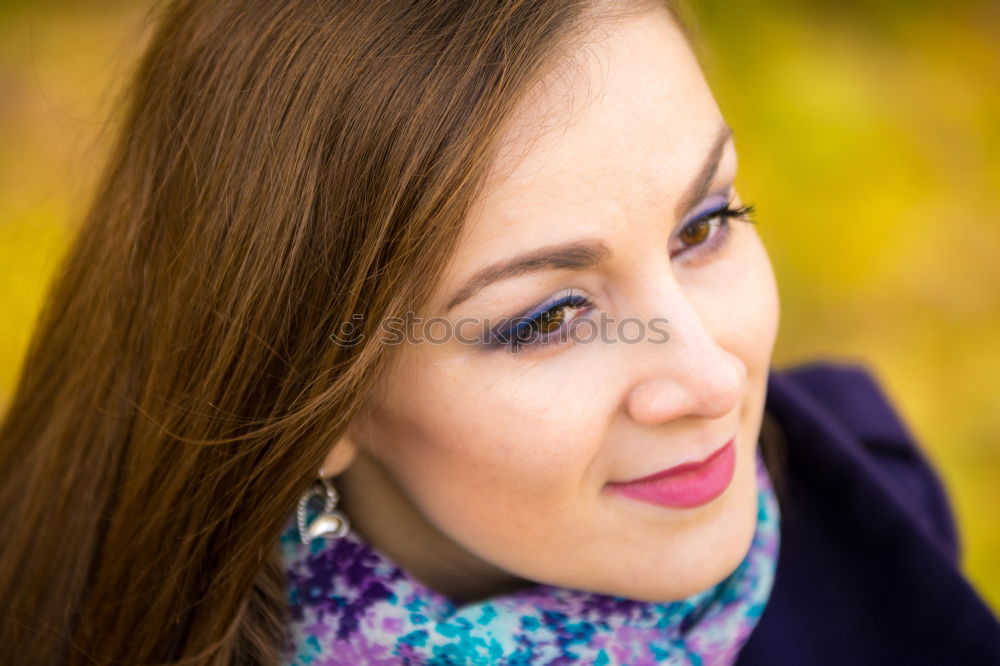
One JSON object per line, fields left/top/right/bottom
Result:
{"left": 673, "top": 123, "right": 733, "bottom": 220}
{"left": 445, "top": 123, "right": 733, "bottom": 312}
{"left": 445, "top": 239, "right": 612, "bottom": 311}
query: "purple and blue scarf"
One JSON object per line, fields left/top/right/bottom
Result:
{"left": 279, "top": 448, "right": 780, "bottom": 665}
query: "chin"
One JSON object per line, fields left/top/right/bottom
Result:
{"left": 612, "top": 449, "right": 760, "bottom": 603}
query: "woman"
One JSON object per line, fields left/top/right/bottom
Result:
{"left": 1, "top": 0, "right": 997, "bottom": 664}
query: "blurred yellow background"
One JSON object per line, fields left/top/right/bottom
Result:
{"left": 1, "top": 1, "right": 998, "bottom": 612}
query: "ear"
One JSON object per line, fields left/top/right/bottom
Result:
{"left": 319, "top": 434, "right": 359, "bottom": 477}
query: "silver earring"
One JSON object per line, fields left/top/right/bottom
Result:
{"left": 297, "top": 472, "right": 350, "bottom": 544}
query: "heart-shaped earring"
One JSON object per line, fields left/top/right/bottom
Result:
{"left": 297, "top": 473, "right": 350, "bottom": 544}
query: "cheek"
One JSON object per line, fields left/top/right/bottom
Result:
{"left": 375, "top": 361, "right": 607, "bottom": 522}
{"left": 698, "top": 228, "right": 780, "bottom": 369}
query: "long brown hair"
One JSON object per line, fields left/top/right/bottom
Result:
{"left": 0, "top": 1, "right": 787, "bottom": 664}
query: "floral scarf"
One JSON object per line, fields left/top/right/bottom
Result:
{"left": 279, "top": 447, "right": 780, "bottom": 665}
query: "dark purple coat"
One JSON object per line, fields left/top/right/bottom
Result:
{"left": 735, "top": 361, "right": 1000, "bottom": 665}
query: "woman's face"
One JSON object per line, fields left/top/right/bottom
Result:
{"left": 336, "top": 5, "right": 780, "bottom": 602}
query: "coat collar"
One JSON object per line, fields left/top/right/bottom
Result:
{"left": 735, "top": 362, "right": 1000, "bottom": 665}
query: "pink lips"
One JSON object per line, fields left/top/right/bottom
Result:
{"left": 606, "top": 438, "right": 736, "bottom": 509}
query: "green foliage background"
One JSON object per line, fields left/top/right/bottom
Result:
{"left": 1, "top": 1, "right": 998, "bottom": 612}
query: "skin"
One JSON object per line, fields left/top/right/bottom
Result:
{"left": 324, "top": 4, "right": 780, "bottom": 604}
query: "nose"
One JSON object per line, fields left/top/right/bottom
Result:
{"left": 622, "top": 286, "right": 746, "bottom": 426}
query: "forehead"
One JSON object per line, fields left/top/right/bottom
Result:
{"left": 433, "top": 4, "right": 726, "bottom": 308}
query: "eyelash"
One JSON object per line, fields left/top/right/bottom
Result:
{"left": 672, "top": 200, "right": 756, "bottom": 259}
{"left": 486, "top": 291, "right": 593, "bottom": 355}
{"left": 490, "top": 200, "right": 757, "bottom": 355}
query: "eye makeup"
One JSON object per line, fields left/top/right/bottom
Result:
{"left": 670, "top": 193, "right": 755, "bottom": 260}
{"left": 483, "top": 289, "right": 594, "bottom": 355}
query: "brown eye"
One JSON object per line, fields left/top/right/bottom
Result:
{"left": 492, "top": 290, "right": 592, "bottom": 354}
{"left": 537, "top": 309, "right": 565, "bottom": 334}
{"left": 679, "top": 219, "right": 711, "bottom": 246}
